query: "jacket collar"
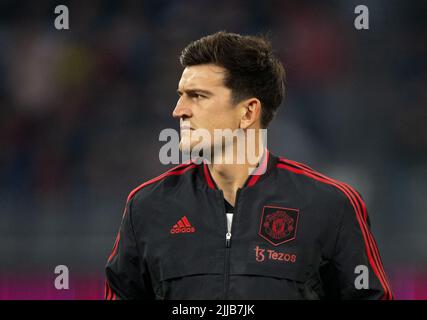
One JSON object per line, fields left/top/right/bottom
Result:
{"left": 197, "top": 148, "right": 278, "bottom": 190}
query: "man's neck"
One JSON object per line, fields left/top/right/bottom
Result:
{"left": 207, "top": 146, "right": 265, "bottom": 207}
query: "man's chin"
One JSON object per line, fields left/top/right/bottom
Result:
{"left": 179, "top": 139, "right": 213, "bottom": 160}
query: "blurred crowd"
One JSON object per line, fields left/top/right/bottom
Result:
{"left": 0, "top": 0, "right": 426, "bottom": 298}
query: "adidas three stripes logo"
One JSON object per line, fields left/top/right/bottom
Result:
{"left": 170, "top": 216, "right": 196, "bottom": 234}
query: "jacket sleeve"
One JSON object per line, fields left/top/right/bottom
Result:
{"left": 330, "top": 188, "right": 393, "bottom": 300}
{"left": 105, "top": 197, "right": 154, "bottom": 300}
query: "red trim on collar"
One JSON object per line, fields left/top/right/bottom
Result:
{"left": 246, "top": 149, "right": 269, "bottom": 187}
{"left": 203, "top": 161, "right": 216, "bottom": 189}
{"left": 202, "top": 149, "right": 270, "bottom": 189}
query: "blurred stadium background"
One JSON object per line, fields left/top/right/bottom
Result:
{"left": 0, "top": 0, "right": 426, "bottom": 299}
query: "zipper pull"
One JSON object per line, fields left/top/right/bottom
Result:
{"left": 225, "top": 232, "right": 232, "bottom": 247}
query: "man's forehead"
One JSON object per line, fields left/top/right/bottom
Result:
{"left": 178, "top": 64, "right": 226, "bottom": 89}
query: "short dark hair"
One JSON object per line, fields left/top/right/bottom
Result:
{"left": 180, "top": 31, "right": 285, "bottom": 128}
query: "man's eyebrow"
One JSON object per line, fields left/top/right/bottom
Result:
{"left": 176, "top": 88, "right": 214, "bottom": 96}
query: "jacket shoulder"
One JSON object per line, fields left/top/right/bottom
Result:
{"left": 126, "top": 162, "right": 197, "bottom": 204}
{"left": 276, "top": 157, "right": 364, "bottom": 208}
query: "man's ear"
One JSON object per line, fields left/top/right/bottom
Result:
{"left": 239, "top": 98, "right": 262, "bottom": 129}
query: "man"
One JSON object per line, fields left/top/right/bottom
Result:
{"left": 105, "top": 31, "right": 393, "bottom": 300}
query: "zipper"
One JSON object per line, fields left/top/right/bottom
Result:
{"left": 222, "top": 188, "right": 241, "bottom": 300}
{"left": 225, "top": 232, "right": 232, "bottom": 247}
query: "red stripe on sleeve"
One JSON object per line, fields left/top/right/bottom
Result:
{"left": 276, "top": 161, "right": 393, "bottom": 299}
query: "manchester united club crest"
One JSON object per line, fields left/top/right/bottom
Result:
{"left": 258, "top": 206, "right": 299, "bottom": 246}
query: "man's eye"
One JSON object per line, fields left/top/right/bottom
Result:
{"left": 192, "top": 93, "right": 204, "bottom": 99}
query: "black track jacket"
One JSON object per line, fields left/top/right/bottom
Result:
{"left": 105, "top": 149, "right": 393, "bottom": 300}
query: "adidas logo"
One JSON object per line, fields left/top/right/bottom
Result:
{"left": 170, "top": 216, "right": 196, "bottom": 234}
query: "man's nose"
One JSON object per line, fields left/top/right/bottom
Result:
{"left": 172, "top": 98, "right": 192, "bottom": 119}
